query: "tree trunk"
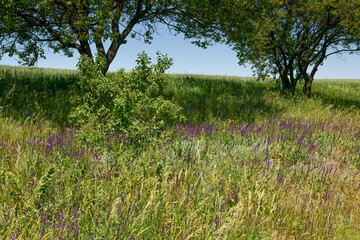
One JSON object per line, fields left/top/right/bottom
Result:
{"left": 303, "top": 75, "right": 313, "bottom": 97}
{"left": 289, "top": 62, "right": 298, "bottom": 93}
{"left": 271, "top": 38, "right": 297, "bottom": 94}
{"left": 281, "top": 75, "right": 291, "bottom": 92}
{"left": 79, "top": 40, "right": 93, "bottom": 61}
{"left": 280, "top": 74, "right": 297, "bottom": 94}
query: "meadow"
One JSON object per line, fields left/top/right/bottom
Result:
{"left": 1, "top": 65, "right": 360, "bottom": 239}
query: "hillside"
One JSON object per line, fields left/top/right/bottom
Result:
{"left": 1, "top": 65, "right": 360, "bottom": 239}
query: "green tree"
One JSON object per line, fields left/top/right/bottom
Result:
{"left": 0, "top": 0, "right": 181, "bottom": 74}
{"left": 177, "top": 0, "right": 360, "bottom": 97}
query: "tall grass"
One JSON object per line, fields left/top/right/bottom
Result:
{"left": 0, "top": 65, "right": 79, "bottom": 126}
{"left": 1, "top": 66, "right": 360, "bottom": 239}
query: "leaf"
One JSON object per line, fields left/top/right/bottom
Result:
{"left": 35, "top": 165, "right": 56, "bottom": 209}
{"left": 5, "top": 171, "right": 23, "bottom": 199}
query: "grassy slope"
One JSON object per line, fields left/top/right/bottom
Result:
{"left": 0, "top": 66, "right": 360, "bottom": 239}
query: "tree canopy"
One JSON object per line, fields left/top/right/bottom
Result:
{"left": 177, "top": 0, "right": 360, "bottom": 96}
{"left": 0, "top": 0, "right": 182, "bottom": 73}
{"left": 1, "top": 0, "right": 359, "bottom": 90}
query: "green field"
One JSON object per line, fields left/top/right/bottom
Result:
{"left": 1, "top": 65, "right": 360, "bottom": 239}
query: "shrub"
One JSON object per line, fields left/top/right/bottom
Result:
{"left": 70, "top": 52, "right": 184, "bottom": 145}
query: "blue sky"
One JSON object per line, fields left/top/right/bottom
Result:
{"left": 1, "top": 26, "right": 359, "bottom": 79}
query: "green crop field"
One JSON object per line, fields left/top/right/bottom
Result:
{"left": 1, "top": 65, "right": 360, "bottom": 239}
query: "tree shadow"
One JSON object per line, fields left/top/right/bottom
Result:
{"left": 312, "top": 82, "right": 360, "bottom": 111}
{"left": 0, "top": 66, "right": 79, "bottom": 126}
{"left": 166, "top": 75, "right": 286, "bottom": 123}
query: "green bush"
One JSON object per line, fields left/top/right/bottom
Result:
{"left": 70, "top": 52, "right": 184, "bottom": 145}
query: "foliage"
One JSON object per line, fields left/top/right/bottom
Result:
{"left": 1, "top": 68, "right": 360, "bottom": 239}
{"left": 336, "top": 0, "right": 360, "bottom": 38}
{"left": 70, "top": 52, "right": 184, "bottom": 145}
{"left": 0, "top": 0, "right": 185, "bottom": 73}
{"left": 177, "top": 0, "right": 360, "bottom": 97}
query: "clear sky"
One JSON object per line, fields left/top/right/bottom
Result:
{"left": 1, "top": 25, "right": 359, "bottom": 79}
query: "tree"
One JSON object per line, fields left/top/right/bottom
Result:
{"left": 177, "top": 0, "right": 360, "bottom": 97}
{"left": 0, "top": 0, "right": 180, "bottom": 74}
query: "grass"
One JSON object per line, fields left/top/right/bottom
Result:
{"left": 0, "top": 65, "right": 360, "bottom": 239}
{"left": 0, "top": 65, "right": 79, "bottom": 126}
